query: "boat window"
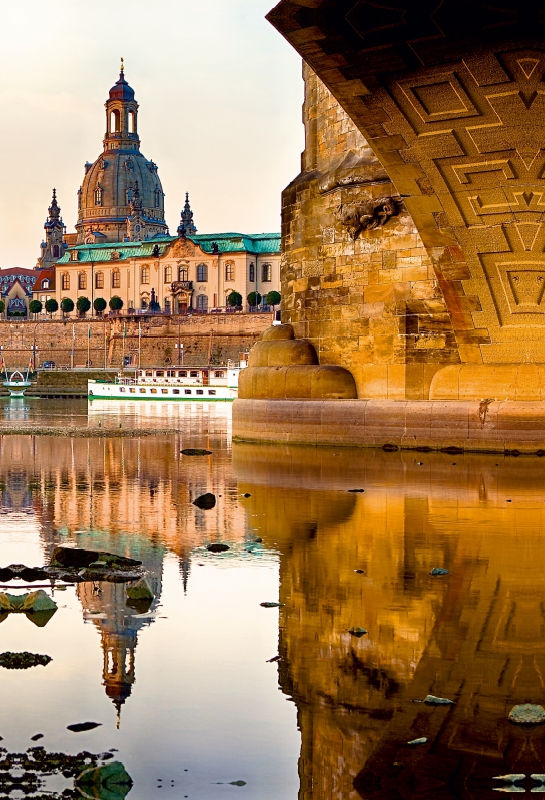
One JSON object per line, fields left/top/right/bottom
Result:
{"left": 173, "top": 389, "right": 180, "bottom": 395}
{"left": 151, "top": 388, "right": 157, "bottom": 394}
{"left": 184, "top": 389, "right": 192, "bottom": 395}
{"left": 120, "top": 387, "right": 125, "bottom": 392}
{"left": 140, "top": 388, "right": 146, "bottom": 394}
{"left": 156, "top": 371, "right": 164, "bottom": 377}
{"left": 146, "top": 371, "right": 153, "bottom": 377}
{"left": 190, "top": 371, "right": 198, "bottom": 377}
{"left": 162, "top": 389, "right": 168, "bottom": 394}
{"left": 167, "top": 370, "right": 175, "bottom": 377}
{"left": 214, "top": 371, "right": 225, "bottom": 378}
{"left": 130, "top": 387, "right": 136, "bottom": 393}
{"left": 196, "top": 389, "right": 204, "bottom": 395}
{"left": 208, "top": 390, "right": 216, "bottom": 396}
{"left": 179, "top": 371, "right": 187, "bottom": 377}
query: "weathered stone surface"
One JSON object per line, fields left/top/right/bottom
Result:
{"left": 509, "top": 704, "right": 545, "bottom": 725}
{"left": 50, "top": 547, "right": 141, "bottom": 570}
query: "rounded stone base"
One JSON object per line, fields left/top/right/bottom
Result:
{"left": 233, "top": 398, "right": 545, "bottom": 453}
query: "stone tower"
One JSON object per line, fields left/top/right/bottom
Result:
{"left": 75, "top": 61, "right": 168, "bottom": 245}
{"left": 177, "top": 192, "right": 197, "bottom": 237}
{"left": 37, "top": 189, "right": 66, "bottom": 269}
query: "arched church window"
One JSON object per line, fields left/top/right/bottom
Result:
{"left": 112, "top": 270, "right": 121, "bottom": 289}
{"left": 164, "top": 266, "right": 172, "bottom": 284}
{"left": 196, "top": 263, "right": 208, "bottom": 282}
{"left": 53, "top": 245, "right": 60, "bottom": 259}
{"left": 95, "top": 272, "right": 104, "bottom": 290}
{"left": 110, "top": 109, "right": 120, "bottom": 133}
{"left": 141, "top": 266, "right": 150, "bottom": 284}
{"left": 178, "top": 266, "right": 188, "bottom": 282}
{"left": 61, "top": 273, "right": 70, "bottom": 291}
{"left": 225, "top": 262, "right": 235, "bottom": 281}
{"left": 94, "top": 187, "right": 102, "bottom": 206}
{"left": 128, "top": 110, "right": 136, "bottom": 133}
{"left": 78, "top": 272, "right": 87, "bottom": 290}
{"left": 196, "top": 294, "right": 208, "bottom": 311}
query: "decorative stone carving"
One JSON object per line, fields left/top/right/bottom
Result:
{"left": 110, "top": 250, "right": 120, "bottom": 260}
{"left": 337, "top": 197, "right": 399, "bottom": 239}
{"left": 168, "top": 239, "right": 195, "bottom": 258}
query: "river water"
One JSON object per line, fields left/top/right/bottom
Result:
{"left": 1, "top": 397, "right": 545, "bottom": 798}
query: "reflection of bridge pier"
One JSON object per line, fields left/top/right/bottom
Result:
{"left": 233, "top": 443, "right": 545, "bottom": 798}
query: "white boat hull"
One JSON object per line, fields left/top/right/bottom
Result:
{"left": 88, "top": 380, "right": 236, "bottom": 401}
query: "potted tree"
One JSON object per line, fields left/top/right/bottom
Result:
{"left": 109, "top": 296, "right": 124, "bottom": 314}
{"left": 76, "top": 296, "right": 91, "bottom": 317}
{"left": 93, "top": 297, "right": 107, "bottom": 317}
{"left": 45, "top": 298, "right": 58, "bottom": 318}
{"left": 266, "top": 290, "right": 281, "bottom": 310}
{"left": 227, "top": 291, "right": 242, "bottom": 311}
{"left": 61, "top": 298, "right": 74, "bottom": 317}
{"left": 247, "top": 291, "right": 262, "bottom": 311}
{"left": 29, "top": 299, "right": 43, "bottom": 318}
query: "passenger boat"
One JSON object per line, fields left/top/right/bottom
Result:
{"left": 88, "top": 360, "right": 246, "bottom": 402}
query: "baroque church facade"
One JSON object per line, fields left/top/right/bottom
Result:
{"left": 28, "top": 63, "right": 281, "bottom": 316}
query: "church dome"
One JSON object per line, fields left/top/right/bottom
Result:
{"left": 109, "top": 72, "right": 135, "bottom": 102}
{"left": 75, "top": 64, "right": 168, "bottom": 244}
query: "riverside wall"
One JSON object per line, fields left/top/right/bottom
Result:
{"left": 0, "top": 314, "right": 272, "bottom": 370}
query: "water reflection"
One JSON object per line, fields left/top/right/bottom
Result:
{"left": 233, "top": 442, "right": 545, "bottom": 798}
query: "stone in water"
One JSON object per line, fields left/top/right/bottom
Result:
{"left": 509, "top": 704, "right": 545, "bottom": 725}
{"left": 181, "top": 448, "right": 212, "bottom": 456}
{"left": 424, "top": 695, "right": 454, "bottom": 705}
{"left": 492, "top": 775, "right": 525, "bottom": 783}
{"left": 193, "top": 493, "right": 216, "bottom": 510}
{"left": 430, "top": 568, "right": 449, "bottom": 576}
{"left": 407, "top": 737, "right": 427, "bottom": 745}
{"left": 260, "top": 602, "right": 284, "bottom": 608}
{"left": 207, "top": 543, "right": 229, "bottom": 553}
{"left": 348, "top": 627, "right": 368, "bottom": 637}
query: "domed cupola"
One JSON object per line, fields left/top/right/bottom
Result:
{"left": 75, "top": 59, "right": 168, "bottom": 245}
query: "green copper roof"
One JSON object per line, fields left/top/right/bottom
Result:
{"left": 56, "top": 232, "right": 280, "bottom": 264}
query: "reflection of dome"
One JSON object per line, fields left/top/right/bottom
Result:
{"left": 75, "top": 63, "right": 167, "bottom": 244}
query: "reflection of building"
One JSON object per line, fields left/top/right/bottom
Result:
{"left": 0, "top": 430, "right": 247, "bottom": 716}
{"left": 233, "top": 443, "right": 545, "bottom": 798}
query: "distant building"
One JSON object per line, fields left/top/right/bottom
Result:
{"left": 55, "top": 231, "right": 280, "bottom": 313}
{"left": 31, "top": 62, "right": 281, "bottom": 315}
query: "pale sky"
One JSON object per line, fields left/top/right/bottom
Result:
{"left": 0, "top": 0, "right": 303, "bottom": 268}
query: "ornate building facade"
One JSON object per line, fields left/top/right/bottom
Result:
{"left": 54, "top": 230, "right": 280, "bottom": 313}
{"left": 76, "top": 61, "right": 168, "bottom": 245}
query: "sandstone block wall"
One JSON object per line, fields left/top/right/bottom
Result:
{"left": 0, "top": 314, "right": 271, "bottom": 370}
{"left": 281, "top": 65, "right": 461, "bottom": 400}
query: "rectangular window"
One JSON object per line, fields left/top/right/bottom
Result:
{"left": 112, "top": 271, "right": 121, "bottom": 288}
{"left": 262, "top": 263, "right": 272, "bottom": 282}
{"left": 196, "top": 389, "right": 204, "bottom": 395}
{"left": 196, "top": 264, "right": 208, "bottom": 282}
{"left": 249, "top": 263, "right": 255, "bottom": 282}
{"left": 190, "top": 371, "right": 198, "bottom": 377}
{"left": 78, "top": 273, "right": 87, "bottom": 290}
{"left": 141, "top": 266, "right": 150, "bottom": 284}
{"left": 184, "top": 389, "right": 192, "bottom": 395}
{"left": 156, "top": 371, "right": 164, "bottom": 377}
{"left": 162, "top": 389, "right": 168, "bottom": 394}
{"left": 120, "top": 387, "right": 126, "bottom": 393}
{"left": 129, "top": 387, "right": 136, "bottom": 393}
{"left": 62, "top": 274, "right": 70, "bottom": 290}
{"left": 214, "top": 371, "right": 225, "bottom": 378}
{"left": 95, "top": 272, "right": 104, "bottom": 289}
{"left": 151, "top": 388, "right": 157, "bottom": 394}
{"left": 139, "top": 388, "right": 146, "bottom": 394}
{"left": 173, "top": 389, "right": 180, "bottom": 395}
{"left": 164, "top": 266, "right": 172, "bottom": 283}
{"left": 208, "top": 390, "right": 216, "bottom": 396}
{"left": 146, "top": 371, "right": 153, "bottom": 376}
{"left": 179, "top": 371, "right": 187, "bottom": 377}
{"left": 225, "top": 262, "right": 235, "bottom": 281}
